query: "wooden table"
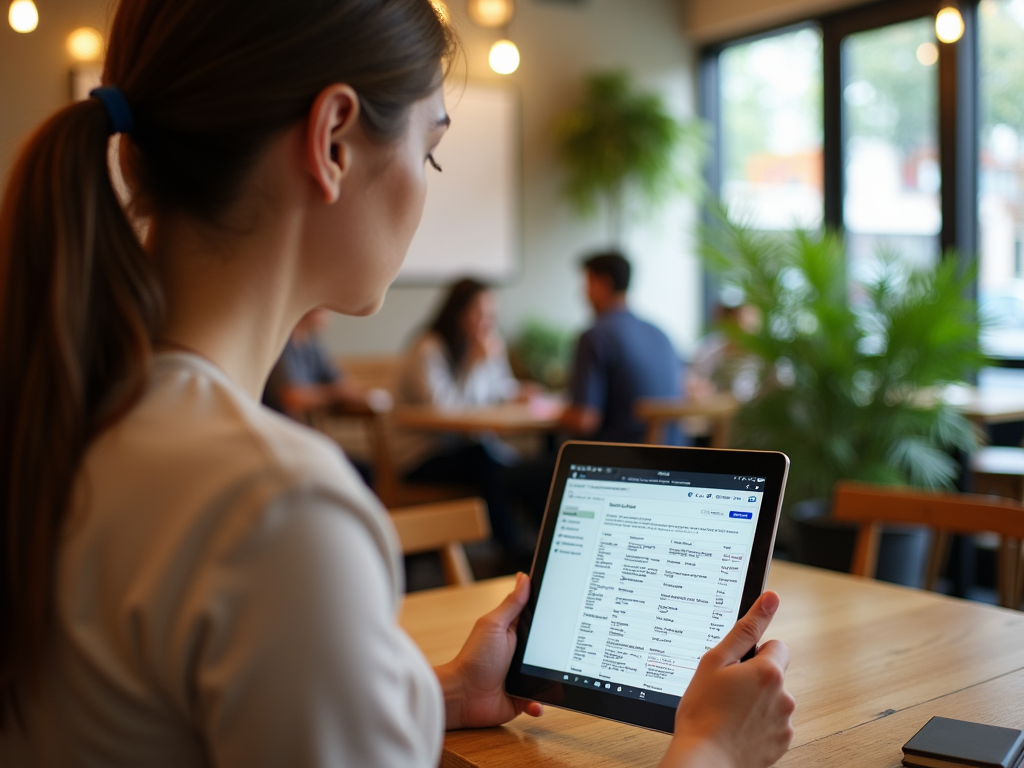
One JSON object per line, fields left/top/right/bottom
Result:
{"left": 394, "top": 398, "right": 565, "bottom": 437}
{"left": 400, "top": 562, "right": 1024, "bottom": 768}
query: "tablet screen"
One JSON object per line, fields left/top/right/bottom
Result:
{"left": 520, "top": 462, "right": 769, "bottom": 709}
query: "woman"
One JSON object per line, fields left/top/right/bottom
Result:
{"left": 0, "top": 0, "right": 793, "bottom": 765}
{"left": 396, "top": 278, "right": 524, "bottom": 547}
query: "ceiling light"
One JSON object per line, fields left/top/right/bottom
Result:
{"left": 489, "top": 39, "right": 520, "bottom": 75}
{"left": 67, "top": 27, "right": 104, "bottom": 62}
{"left": 916, "top": 41, "right": 939, "bottom": 66}
{"left": 935, "top": 6, "right": 964, "bottom": 44}
{"left": 468, "top": 0, "right": 514, "bottom": 28}
{"left": 8, "top": 0, "right": 38, "bottom": 33}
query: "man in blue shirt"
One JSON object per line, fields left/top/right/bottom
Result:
{"left": 503, "top": 253, "right": 685, "bottom": 548}
{"left": 560, "top": 252, "right": 684, "bottom": 444}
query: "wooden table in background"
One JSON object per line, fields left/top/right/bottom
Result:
{"left": 400, "top": 562, "right": 1024, "bottom": 768}
{"left": 635, "top": 393, "right": 740, "bottom": 447}
{"left": 394, "top": 398, "right": 565, "bottom": 437}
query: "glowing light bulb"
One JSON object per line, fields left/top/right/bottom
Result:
{"left": 9, "top": 0, "right": 38, "bottom": 33}
{"left": 935, "top": 6, "right": 964, "bottom": 44}
{"left": 67, "top": 27, "right": 104, "bottom": 61}
{"left": 916, "top": 41, "right": 938, "bottom": 66}
{"left": 468, "top": 0, "right": 514, "bottom": 28}
{"left": 489, "top": 39, "right": 519, "bottom": 75}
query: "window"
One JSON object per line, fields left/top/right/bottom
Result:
{"left": 703, "top": 0, "right": 1006, "bottom": 358}
{"left": 842, "top": 18, "right": 941, "bottom": 281}
{"left": 978, "top": 0, "right": 1024, "bottom": 358}
{"left": 718, "top": 27, "right": 823, "bottom": 230}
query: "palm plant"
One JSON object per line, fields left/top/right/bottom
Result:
{"left": 701, "top": 217, "right": 985, "bottom": 508}
{"left": 555, "top": 71, "right": 706, "bottom": 247}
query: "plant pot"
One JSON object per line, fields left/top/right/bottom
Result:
{"left": 790, "top": 498, "right": 932, "bottom": 588}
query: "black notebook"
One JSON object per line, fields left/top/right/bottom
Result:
{"left": 902, "top": 717, "right": 1024, "bottom": 768}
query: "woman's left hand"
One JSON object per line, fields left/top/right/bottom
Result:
{"left": 434, "top": 572, "right": 545, "bottom": 730}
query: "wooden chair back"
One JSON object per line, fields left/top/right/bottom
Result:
{"left": 832, "top": 481, "right": 1024, "bottom": 608}
{"left": 635, "top": 393, "right": 738, "bottom": 447}
{"left": 389, "top": 498, "right": 491, "bottom": 586}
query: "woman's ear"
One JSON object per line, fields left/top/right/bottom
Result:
{"left": 307, "top": 84, "right": 361, "bottom": 204}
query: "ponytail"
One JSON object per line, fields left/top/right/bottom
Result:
{"left": 0, "top": 0, "right": 454, "bottom": 727}
{"left": 0, "top": 97, "right": 163, "bottom": 721}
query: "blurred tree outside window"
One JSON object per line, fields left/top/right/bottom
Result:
{"left": 720, "top": 27, "right": 824, "bottom": 231}
{"left": 978, "top": 0, "right": 1024, "bottom": 359}
{"left": 842, "top": 17, "right": 941, "bottom": 287}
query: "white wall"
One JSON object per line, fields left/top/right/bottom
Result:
{"left": 0, "top": 0, "right": 704, "bottom": 359}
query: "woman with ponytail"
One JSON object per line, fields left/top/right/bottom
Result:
{"left": 0, "top": 0, "right": 793, "bottom": 765}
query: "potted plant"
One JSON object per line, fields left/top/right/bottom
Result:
{"left": 700, "top": 217, "right": 986, "bottom": 583}
{"left": 554, "top": 70, "right": 706, "bottom": 247}
{"left": 509, "top": 318, "right": 574, "bottom": 390}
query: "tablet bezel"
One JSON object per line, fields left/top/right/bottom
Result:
{"left": 504, "top": 441, "right": 790, "bottom": 734}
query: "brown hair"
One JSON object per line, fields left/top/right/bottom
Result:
{"left": 428, "top": 277, "right": 492, "bottom": 371}
{"left": 0, "top": 0, "right": 455, "bottom": 724}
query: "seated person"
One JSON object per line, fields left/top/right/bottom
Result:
{"left": 561, "top": 252, "right": 685, "bottom": 444}
{"left": 264, "top": 309, "right": 386, "bottom": 485}
{"left": 508, "top": 253, "right": 686, "bottom": 525}
{"left": 395, "top": 278, "right": 525, "bottom": 549}
{"left": 688, "top": 292, "right": 760, "bottom": 403}
{"left": 263, "top": 308, "right": 386, "bottom": 418}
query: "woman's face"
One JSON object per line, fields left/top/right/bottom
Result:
{"left": 304, "top": 85, "right": 449, "bottom": 317}
{"left": 460, "top": 290, "right": 497, "bottom": 341}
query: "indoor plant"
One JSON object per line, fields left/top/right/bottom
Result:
{"left": 554, "top": 70, "right": 706, "bottom": 247}
{"left": 701, "top": 218, "right": 986, "bottom": 579}
{"left": 509, "top": 318, "right": 574, "bottom": 390}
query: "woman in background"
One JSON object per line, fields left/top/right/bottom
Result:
{"left": 0, "top": 0, "right": 794, "bottom": 765}
{"left": 396, "top": 278, "right": 525, "bottom": 548}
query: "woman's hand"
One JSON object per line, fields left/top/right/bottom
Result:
{"left": 434, "top": 572, "right": 544, "bottom": 730}
{"left": 660, "top": 591, "right": 795, "bottom": 768}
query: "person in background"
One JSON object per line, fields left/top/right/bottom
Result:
{"left": 264, "top": 308, "right": 388, "bottom": 418}
{"left": 0, "top": 0, "right": 794, "bottom": 764}
{"left": 395, "top": 278, "right": 526, "bottom": 549}
{"left": 560, "top": 252, "right": 685, "bottom": 444}
{"left": 506, "top": 252, "right": 686, "bottom": 527}
{"left": 688, "top": 289, "right": 760, "bottom": 404}
{"left": 263, "top": 308, "right": 388, "bottom": 486}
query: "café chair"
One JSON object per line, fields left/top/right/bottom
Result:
{"left": 635, "top": 392, "right": 739, "bottom": 447}
{"left": 389, "top": 497, "right": 491, "bottom": 586}
{"left": 833, "top": 481, "right": 1024, "bottom": 610}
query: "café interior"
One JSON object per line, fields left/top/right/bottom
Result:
{"left": 3, "top": 0, "right": 1024, "bottom": 766}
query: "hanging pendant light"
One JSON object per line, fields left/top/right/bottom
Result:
{"left": 468, "top": 0, "right": 514, "bottom": 28}
{"left": 9, "top": 0, "right": 39, "bottom": 33}
{"left": 935, "top": 4, "right": 964, "bottom": 44}
{"left": 67, "top": 27, "right": 104, "bottom": 61}
{"left": 489, "top": 39, "right": 520, "bottom": 75}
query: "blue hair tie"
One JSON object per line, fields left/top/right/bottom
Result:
{"left": 90, "top": 86, "right": 134, "bottom": 136}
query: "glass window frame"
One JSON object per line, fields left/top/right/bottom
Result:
{"left": 700, "top": 0, "right": 987, "bottom": 359}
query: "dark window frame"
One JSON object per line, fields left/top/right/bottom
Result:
{"left": 700, "top": 0, "right": 987, "bottom": 348}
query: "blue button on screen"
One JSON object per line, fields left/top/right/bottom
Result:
{"left": 729, "top": 511, "right": 753, "bottom": 519}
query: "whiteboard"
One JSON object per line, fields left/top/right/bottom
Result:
{"left": 397, "top": 82, "right": 519, "bottom": 283}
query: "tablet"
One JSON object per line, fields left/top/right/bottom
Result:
{"left": 505, "top": 441, "right": 789, "bottom": 734}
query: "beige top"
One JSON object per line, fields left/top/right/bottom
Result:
{"left": 393, "top": 332, "right": 520, "bottom": 471}
{"left": 0, "top": 353, "right": 443, "bottom": 768}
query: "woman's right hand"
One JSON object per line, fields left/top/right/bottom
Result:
{"left": 660, "top": 591, "right": 795, "bottom": 768}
